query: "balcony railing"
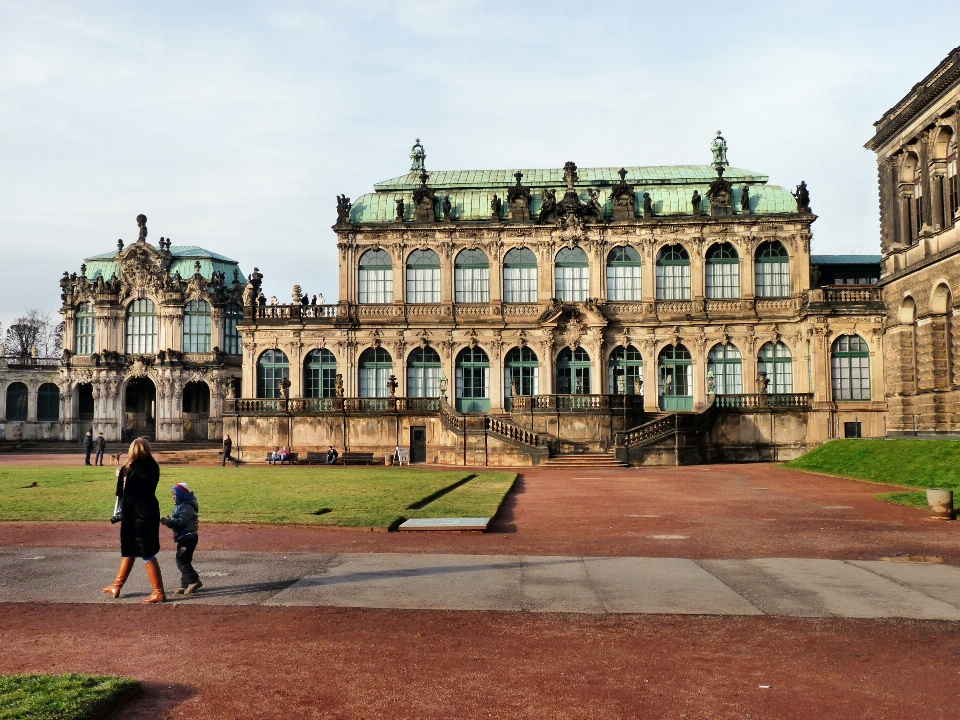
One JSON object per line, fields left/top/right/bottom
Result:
{"left": 713, "top": 393, "right": 813, "bottom": 409}
{"left": 822, "top": 287, "right": 882, "bottom": 303}
{"left": 509, "top": 394, "right": 644, "bottom": 412}
{"left": 226, "top": 396, "right": 440, "bottom": 414}
{"left": 0, "top": 355, "right": 60, "bottom": 367}
{"left": 252, "top": 304, "right": 343, "bottom": 320}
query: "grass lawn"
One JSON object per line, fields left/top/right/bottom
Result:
{"left": 0, "top": 465, "right": 517, "bottom": 528}
{"left": 785, "top": 438, "right": 960, "bottom": 509}
{"left": 0, "top": 674, "right": 139, "bottom": 720}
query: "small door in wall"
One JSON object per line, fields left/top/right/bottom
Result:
{"left": 410, "top": 426, "right": 427, "bottom": 464}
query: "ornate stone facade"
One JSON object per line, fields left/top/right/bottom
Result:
{"left": 867, "top": 45, "right": 960, "bottom": 435}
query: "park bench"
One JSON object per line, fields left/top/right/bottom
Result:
{"left": 264, "top": 452, "right": 299, "bottom": 465}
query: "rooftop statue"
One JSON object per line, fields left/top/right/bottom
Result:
{"left": 711, "top": 131, "right": 729, "bottom": 168}
{"left": 410, "top": 138, "right": 426, "bottom": 172}
{"left": 336, "top": 194, "right": 352, "bottom": 225}
{"left": 136, "top": 214, "right": 148, "bottom": 243}
{"left": 563, "top": 161, "right": 579, "bottom": 189}
{"left": 539, "top": 188, "right": 559, "bottom": 223}
{"left": 793, "top": 181, "right": 811, "bottom": 213}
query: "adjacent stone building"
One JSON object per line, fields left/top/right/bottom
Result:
{"left": 867, "top": 45, "right": 960, "bottom": 436}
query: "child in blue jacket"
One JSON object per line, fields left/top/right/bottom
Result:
{"left": 161, "top": 482, "right": 202, "bottom": 595}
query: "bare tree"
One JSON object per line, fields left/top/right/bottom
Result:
{"left": 4, "top": 310, "right": 61, "bottom": 361}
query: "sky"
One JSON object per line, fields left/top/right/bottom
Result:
{"left": 0, "top": 0, "right": 957, "bottom": 330}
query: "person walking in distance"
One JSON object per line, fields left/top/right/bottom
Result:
{"left": 83, "top": 430, "right": 93, "bottom": 466}
{"left": 161, "top": 482, "right": 202, "bottom": 595}
{"left": 101, "top": 437, "right": 166, "bottom": 603}
{"left": 222, "top": 434, "right": 239, "bottom": 466}
{"left": 94, "top": 432, "right": 106, "bottom": 466}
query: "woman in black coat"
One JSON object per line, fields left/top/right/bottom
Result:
{"left": 102, "top": 437, "right": 166, "bottom": 603}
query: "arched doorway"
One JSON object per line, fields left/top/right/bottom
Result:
{"left": 77, "top": 383, "right": 94, "bottom": 424}
{"left": 456, "top": 346, "right": 490, "bottom": 412}
{"left": 125, "top": 377, "right": 156, "bottom": 441}
{"left": 556, "top": 347, "right": 591, "bottom": 395}
{"left": 181, "top": 381, "right": 210, "bottom": 441}
{"left": 609, "top": 345, "right": 643, "bottom": 395}
{"left": 658, "top": 344, "right": 693, "bottom": 411}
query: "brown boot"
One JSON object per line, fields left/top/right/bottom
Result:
{"left": 102, "top": 557, "right": 134, "bottom": 598}
{"left": 141, "top": 558, "right": 166, "bottom": 604}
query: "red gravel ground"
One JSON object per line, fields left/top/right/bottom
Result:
{"left": 1, "top": 603, "right": 958, "bottom": 719}
{"left": 3, "top": 462, "right": 958, "bottom": 561}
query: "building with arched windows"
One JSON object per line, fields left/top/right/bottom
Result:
{"left": 867, "top": 45, "right": 960, "bottom": 436}
{"left": 227, "top": 137, "right": 888, "bottom": 465}
{"left": 38, "top": 215, "right": 247, "bottom": 442}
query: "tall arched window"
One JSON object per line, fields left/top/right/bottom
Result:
{"left": 705, "top": 243, "right": 740, "bottom": 299}
{"left": 256, "top": 349, "right": 289, "bottom": 399}
{"left": 406, "top": 249, "right": 441, "bottom": 303}
{"left": 455, "top": 249, "right": 490, "bottom": 303}
{"left": 757, "top": 342, "right": 793, "bottom": 394}
{"left": 74, "top": 302, "right": 96, "bottom": 355}
{"left": 755, "top": 241, "right": 790, "bottom": 297}
{"left": 5, "top": 382, "right": 28, "bottom": 421}
{"left": 183, "top": 300, "right": 212, "bottom": 353}
{"left": 503, "top": 247, "right": 538, "bottom": 303}
{"left": 224, "top": 303, "right": 243, "bottom": 355}
{"left": 359, "top": 249, "right": 393, "bottom": 304}
{"left": 556, "top": 347, "right": 591, "bottom": 395}
{"left": 504, "top": 346, "right": 539, "bottom": 401}
{"left": 707, "top": 343, "right": 743, "bottom": 395}
{"left": 555, "top": 247, "right": 590, "bottom": 301}
{"left": 656, "top": 245, "right": 691, "bottom": 300}
{"left": 37, "top": 383, "right": 60, "bottom": 421}
{"left": 304, "top": 348, "right": 337, "bottom": 398}
{"left": 358, "top": 347, "right": 393, "bottom": 398}
{"left": 658, "top": 344, "right": 693, "bottom": 411}
{"left": 456, "top": 346, "right": 490, "bottom": 412}
{"left": 125, "top": 298, "right": 157, "bottom": 354}
{"left": 407, "top": 347, "right": 442, "bottom": 398}
{"left": 831, "top": 335, "right": 871, "bottom": 401}
{"left": 606, "top": 246, "right": 642, "bottom": 301}
{"left": 609, "top": 345, "right": 644, "bottom": 395}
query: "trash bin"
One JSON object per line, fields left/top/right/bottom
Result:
{"left": 926, "top": 489, "right": 955, "bottom": 520}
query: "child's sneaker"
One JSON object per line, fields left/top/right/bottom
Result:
{"left": 184, "top": 580, "right": 203, "bottom": 595}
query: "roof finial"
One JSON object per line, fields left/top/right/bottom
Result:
{"left": 410, "top": 139, "right": 426, "bottom": 172}
{"left": 711, "top": 131, "right": 729, "bottom": 171}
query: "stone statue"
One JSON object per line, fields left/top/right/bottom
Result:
{"left": 691, "top": 190, "right": 702, "bottom": 216}
{"left": 395, "top": 198, "right": 405, "bottom": 222}
{"left": 117, "top": 238, "right": 124, "bottom": 252}
{"left": 335, "top": 373, "right": 344, "bottom": 398}
{"left": 491, "top": 194, "right": 503, "bottom": 220}
{"left": 336, "top": 194, "right": 352, "bottom": 225}
{"left": 642, "top": 192, "right": 654, "bottom": 218}
{"left": 136, "top": 214, "right": 148, "bottom": 243}
{"left": 634, "top": 377, "right": 643, "bottom": 395}
{"left": 510, "top": 378, "right": 519, "bottom": 397}
{"left": 243, "top": 281, "right": 256, "bottom": 306}
{"left": 740, "top": 185, "right": 751, "bottom": 214}
{"left": 410, "top": 139, "right": 426, "bottom": 172}
{"left": 610, "top": 168, "right": 636, "bottom": 220}
{"left": 442, "top": 196, "right": 452, "bottom": 221}
{"left": 507, "top": 172, "right": 532, "bottom": 220}
{"left": 584, "top": 188, "right": 605, "bottom": 223}
{"left": 793, "top": 181, "right": 811, "bottom": 213}
{"left": 707, "top": 167, "right": 733, "bottom": 217}
{"left": 757, "top": 372, "right": 769, "bottom": 394}
{"left": 278, "top": 378, "right": 291, "bottom": 399}
{"left": 386, "top": 374, "right": 399, "bottom": 398}
{"left": 538, "top": 189, "right": 559, "bottom": 223}
{"left": 711, "top": 131, "right": 728, "bottom": 167}
{"left": 563, "top": 161, "right": 579, "bottom": 189}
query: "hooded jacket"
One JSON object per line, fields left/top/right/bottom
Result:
{"left": 167, "top": 489, "right": 199, "bottom": 542}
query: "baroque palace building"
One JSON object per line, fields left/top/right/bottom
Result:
{"left": 1, "top": 215, "right": 246, "bottom": 443}
{"left": 867, "top": 45, "right": 960, "bottom": 436}
{"left": 227, "top": 137, "right": 887, "bottom": 465}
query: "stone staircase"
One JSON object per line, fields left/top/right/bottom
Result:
{"left": 540, "top": 451, "right": 627, "bottom": 468}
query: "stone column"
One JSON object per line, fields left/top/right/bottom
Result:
{"left": 539, "top": 337, "right": 555, "bottom": 395}
{"left": 642, "top": 242, "right": 656, "bottom": 303}
{"left": 211, "top": 306, "right": 224, "bottom": 351}
{"left": 27, "top": 381, "right": 38, "bottom": 423}
{"left": 691, "top": 347, "right": 707, "bottom": 410}
{"left": 489, "top": 247, "right": 503, "bottom": 304}
{"left": 540, "top": 245, "right": 554, "bottom": 301}
{"left": 588, "top": 339, "right": 603, "bottom": 396}
{"left": 590, "top": 243, "right": 604, "bottom": 301}
{"left": 287, "top": 342, "right": 303, "bottom": 399}
{"left": 490, "top": 340, "right": 504, "bottom": 412}
{"left": 742, "top": 244, "right": 756, "bottom": 303}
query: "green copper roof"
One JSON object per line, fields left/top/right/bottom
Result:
{"left": 352, "top": 164, "right": 797, "bottom": 223}
{"left": 82, "top": 245, "right": 246, "bottom": 285}
{"left": 810, "top": 255, "right": 881, "bottom": 265}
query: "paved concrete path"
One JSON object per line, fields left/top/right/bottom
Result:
{"left": 3, "top": 548, "right": 959, "bottom": 619}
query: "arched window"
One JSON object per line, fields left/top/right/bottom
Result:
{"left": 707, "top": 343, "right": 743, "bottom": 395}
{"left": 609, "top": 345, "right": 644, "bottom": 395}
{"left": 503, "top": 247, "right": 538, "bottom": 303}
{"left": 556, "top": 347, "right": 591, "bottom": 395}
{"left": 125, "top": 298, "right": 157, "bottom": 354}
{"left": 74, "top": 302, "right": 96, "bottom": 355}
{"left": 406, "top": 249, "right": 441, "bottom": 303}
{"left": 656, "top": 245, "right": 691, "bottom": 300}
{"left": 224, "top": 303, "right": 243, "bottom": 355}
{"left": 658, "top": 344, "right": 693, "bottom": 411}
{"left": 358, "top": 347, "right": 393, "bottom": 398}
{"left": 831, "top": 335, "right": 871, "bottom": 401}
{"left": 757, "top": 342, "right": 793, "bottom": 394}
{"left": 256, "top": 349, "right": 289, "bottom": 399}
{"left": 304, "top": 348, "right": 337, "bottom": 398}
{"left": 455, "top": 249, "right": 490, "bottom": 303}
{"left": 705, "top": 243, "right": 740, "bottom": 299}
{"left": 359, "top": 249, "right": 393, "bottom": 304}
{"left": 606, "top": 246, "right": 642, "bottom": 301}
{"left": 456, "top": 346, "right": 490, "bottom": 412}
{"left": 755, "top": 241, "right": 790, "bottom": 297}
{"left": 37, "top": 383, "right": 60, "bottom": 421}
{"left": 407, "top": 347, "right": 442, "bottom": 398}
{"left": 5, "top": 382, "right": 28, "bottom": 421}
{"left": 183, "top": 300, "right": 212, "bottom": 353}
{"left": 504, "top": 346, "right": 539, "bottom": 401}
{"left": 555, "top": 247, "right": 590, "bottom": 302}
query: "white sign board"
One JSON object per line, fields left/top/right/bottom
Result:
{"left": 394, "top": 446, "right": 410, "bottom": 465}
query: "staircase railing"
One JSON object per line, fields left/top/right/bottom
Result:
{"left": 438, "top": 396, "right": 466, "bottom": 433}
{"left": 485, "top": 415, "right": 545, "bottom": 448}
{"left": 614, "top": 413, "right": 677, "bottom": 448}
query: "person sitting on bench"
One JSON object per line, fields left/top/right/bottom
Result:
{"left": 268, "top": 446, "right": 281, "bottom": 465}
{"left": 325, "top": 446, "right": 339, "bottom": 465}
{"left": 278, "top": 446, "right": 292, "bottom": 465}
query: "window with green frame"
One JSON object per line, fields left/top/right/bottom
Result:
{"left": 5, "top": 382, "right": 28, "bottom": 421}
{"left": 406, "top": 249, "right": 441, "bottom": 303}
{"left": 74, "top": 302, "right": 96, "bottom": 354}
{"left": 555, "top": 247, "right": 590, "bottom": 301}
{"left": 256, "top": 349, "right": 289, "bottom": 398}
{"left": 705, "top": 242, "right": 740, "bottom": 299}
{"left": 658, "top": 344, "right": 693, "bottom": 411}
{"left": 407, "top": 347, "right": 442, "bottom": 397}
{"left": 755, "top": 241, "right": 790, "bottom": 297}
{"left": 831, "top": 335, "right": 870, "bottom": 400}
{"left": 609, "top": 345, "right": 644, "bottom": 395}
{"left": 304, "top": 348, "right": 337, "bottom": 398}
{"left": 359, "top": 249, "right": 393, "bottom": 304}
{"left": 224, "top": 303, "right": 243, "bottom": 355}
{"left": 757, "top": 341, "right": 793, "bottom": 393}
{"left": 456, "top": 346, "right": 490, "bottom": 412}
{"left": 707, "top": 343, "right": 743, "bottom": 395}
{"left": 656, "top": 245, "right": 691, "bottom": 300}
{"left": 503, "top": 247, "right": 538, "bottom": 302}
{"left": 606, "top": 246, "right": 642, "bottom": 301}
{"left": 183, "top": 300, "right": 212, "bottom": 353}
{"left": 556, "top": 346, "right": 591, "bottom": 394}
{"left": 358, "top": 347, "right": 393, "bottom": 398}
{"left": 37, "top": 383, "right": 60, "bottom": 421}
{"left": 504, "top": 346, "right": 539, "bottom": 401}
{"left": 125, "top": 298, "right": 157, "bottom": 354}
{"left": 455, "top": 249, "right": 490, "bottom": 303}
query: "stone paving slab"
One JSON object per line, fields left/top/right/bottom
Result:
{"left": 3, "top": 548, "right": 960, "bottom": 619}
